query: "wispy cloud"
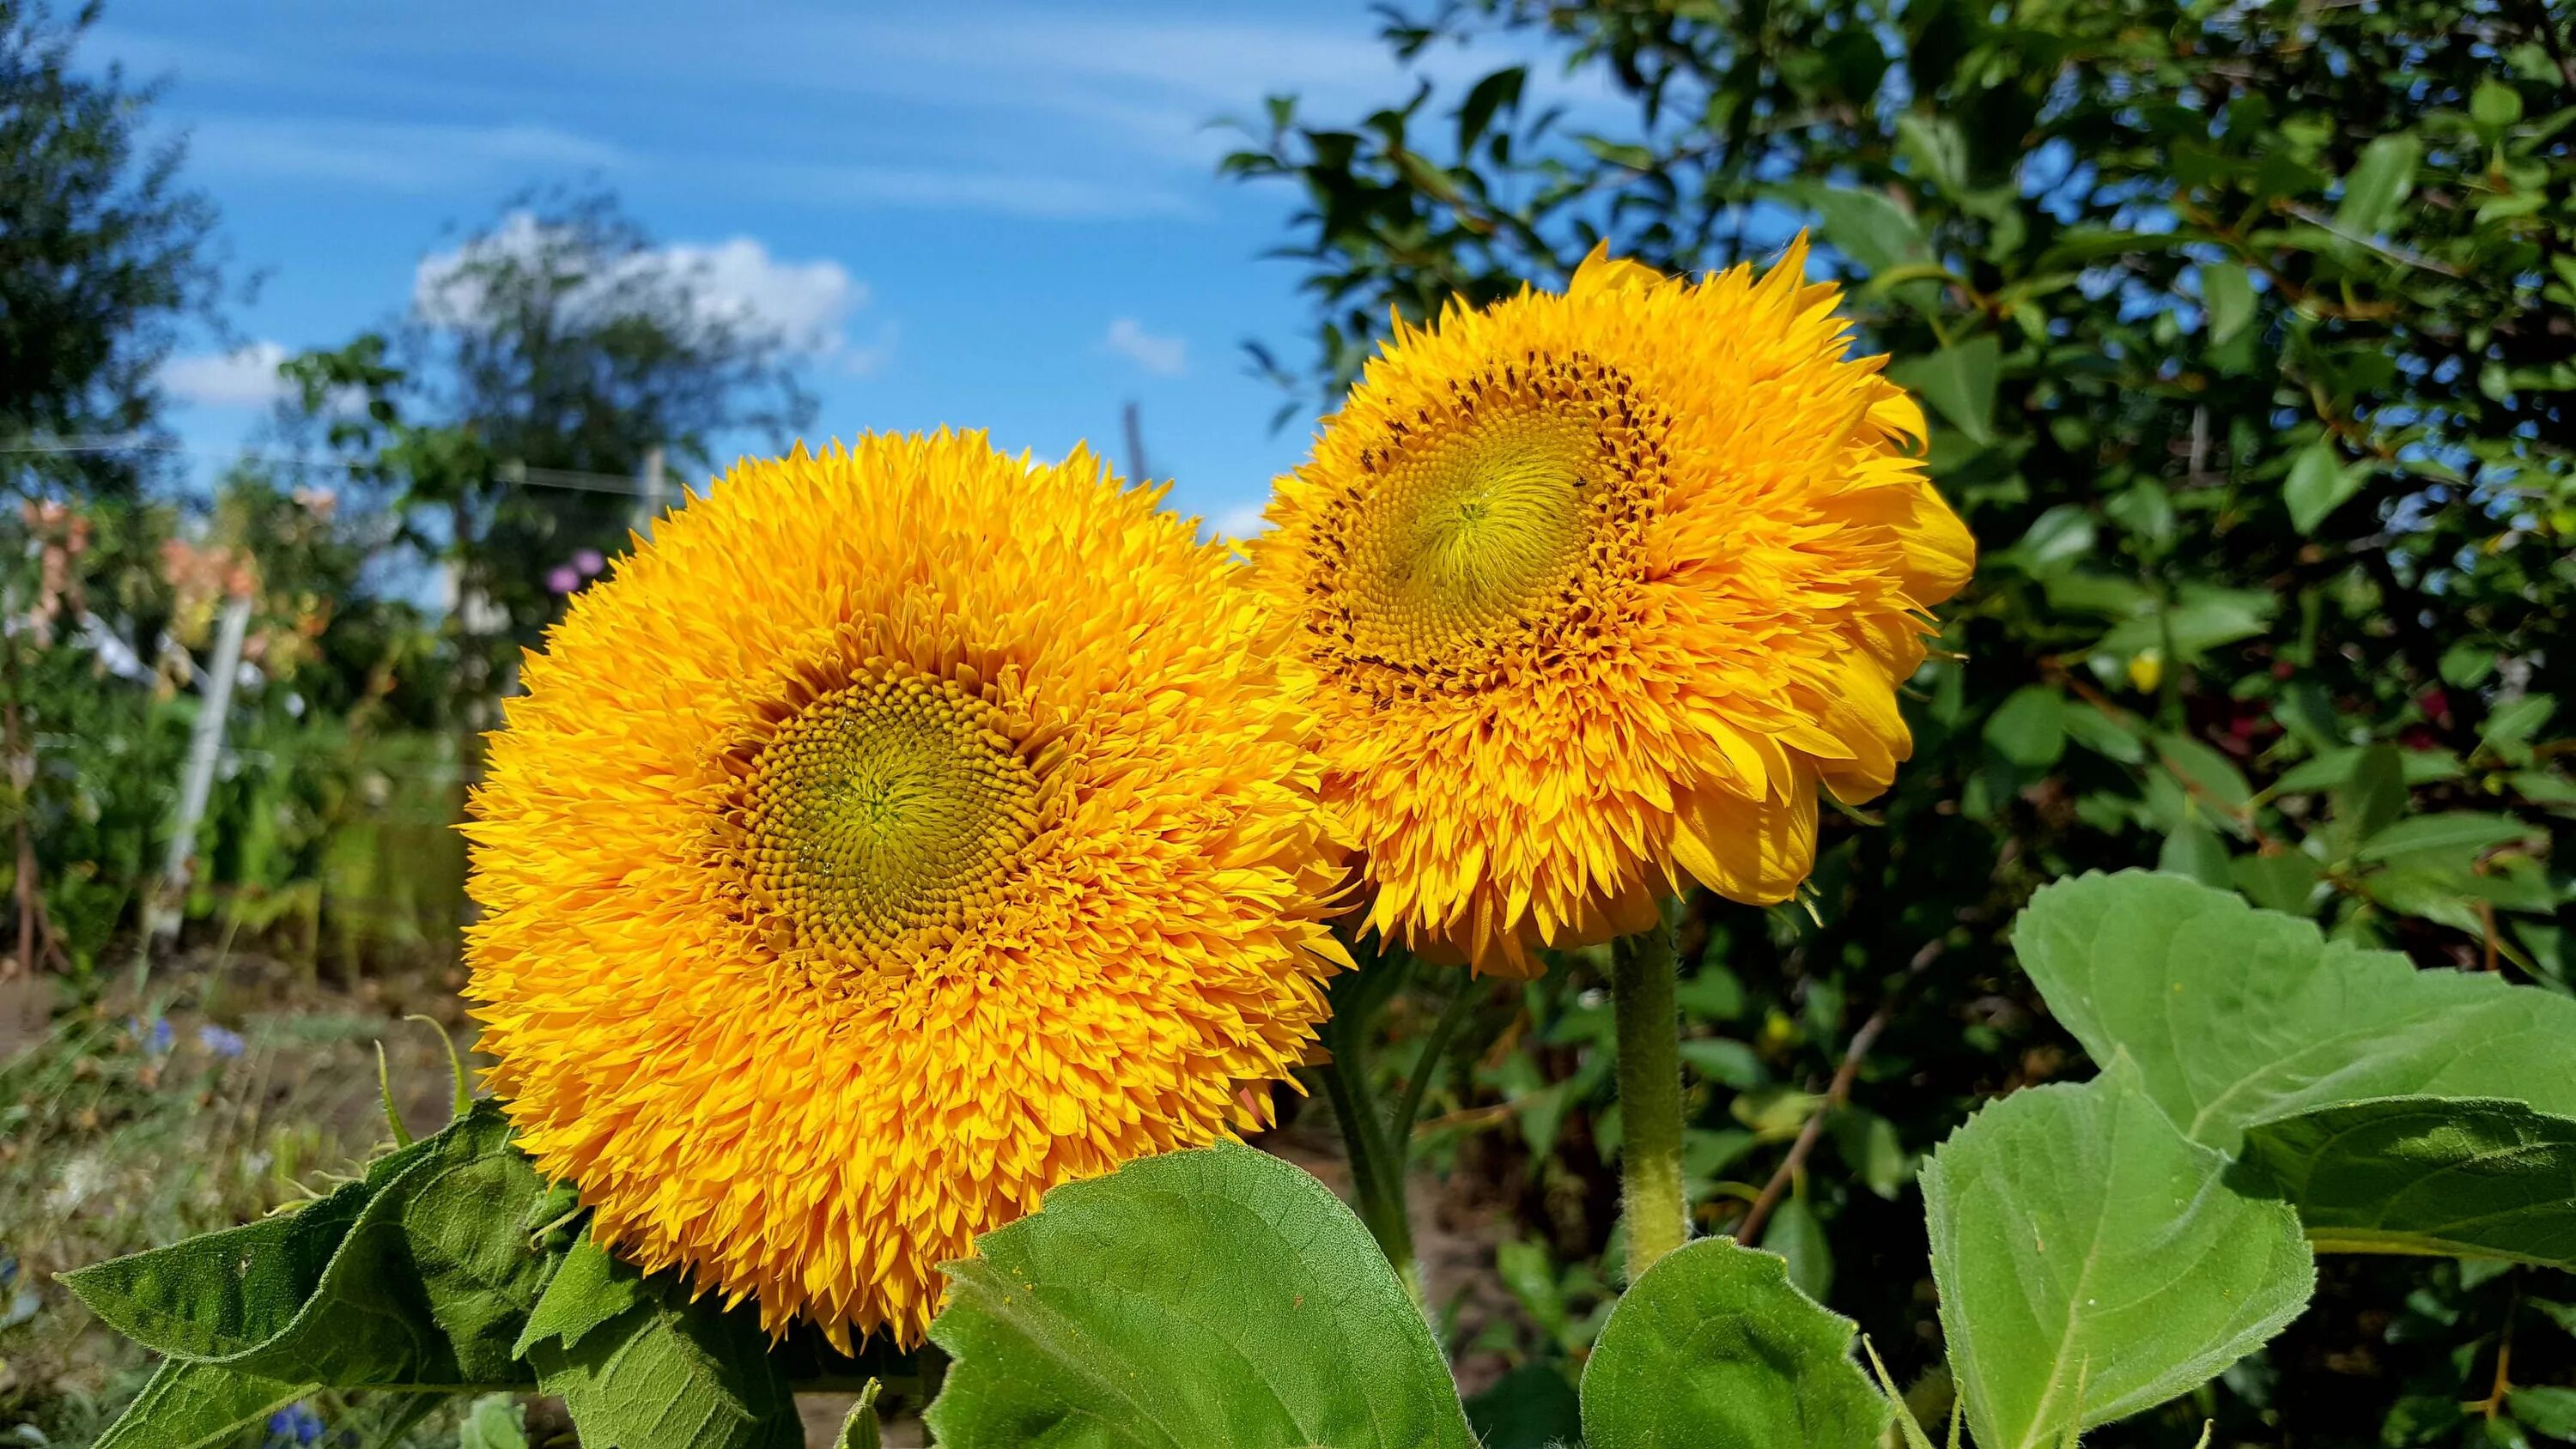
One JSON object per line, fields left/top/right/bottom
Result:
{"left": 774, "top": 163, "right": 1195, "bottom": 221}
{"left": 1103, "top": 318, "right": 1188, "bottom": 377}
{"left": 186, "top": 117, "right": 621, "bottom": 191}
{"left": 163, "top": 342, "right": 291, "bottom": 408}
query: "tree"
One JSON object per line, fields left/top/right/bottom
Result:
{"left": 0, "top": 0, "right": 222, "bottom": 497}
{"left": 1231, "top": 0, "right": 2576, "bottom": 1438}
{"left": 282, "top": 190, "right": 817, "bottom": 731}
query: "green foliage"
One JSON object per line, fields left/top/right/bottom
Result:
{"left": 1577, "top": 1238, "right": 1887, "bottom": 1449}
{"left": 513, "top": 1234, "right": 641, "bottom": 1358}
{"left": 925, "top": 1141, "right": 1475, "bottom": 1449}
{"left": 914, "top": 868, "right": 2576, "bottom": 1449}
{"left": 2018, "top": 871, "right": 2576, "bottom": 1151}
{"left": 86, "top": 1361, "right": 311, "bottom": 1449}
{"left": 1232, "top": 4, "right": 2576, "bottom": 1424}
{"left": 281, "top": 190, "right": 818, "bottom": 688}
{"left": 63, "top": 1101, "right": 801, "bottom": 1449}
{"left": 0, "top": 0, "right": 222, "bottom": 495}
{"left": 2236, "top": 1097, "right": 2576, "bottom": 1269}
{"left": 1923, "top": 1058, "right": 2316, "bottom": 1447}
{"left": 834, "top": 1381, "right": 884, "bottom": 1449}
{"left": 524, "top": 1270, "right": 796, "bottom": 1449}
{"left": 455, "top": 1394, "right": 528, "bottom": 1449}
{"left": 67, "top": 1104, "right": 541, "bottom": 1387}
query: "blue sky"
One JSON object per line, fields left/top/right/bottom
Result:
{"left": 86, "top": 0, "right": 1604, "bottom": 536}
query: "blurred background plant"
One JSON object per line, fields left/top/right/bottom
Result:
{"left": 1227, "top": 0, "right": 2576, "bottom": 1442}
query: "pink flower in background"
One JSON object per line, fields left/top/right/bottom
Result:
{"left": 547, "top": 566, "right": 580, "bottom": 595}
{"left": 574, "top": 549, "right": 606, "bottom": 576}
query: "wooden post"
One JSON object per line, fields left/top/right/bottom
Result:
{"left": 632, "top": 444, "right": 668, "bottom": 542}
{"left": 140, "top": 589, "right": 252, "bottom": 961}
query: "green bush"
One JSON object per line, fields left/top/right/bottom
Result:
{"left": 1227, "top": 0, "right": 2576, "bottom": 1437}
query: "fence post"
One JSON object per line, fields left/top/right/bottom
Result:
{"left": 633, "top": 445, "right": 667, "bottom": 542}
{"left": 138, "top": 588, "right": 252, "bottom": 968}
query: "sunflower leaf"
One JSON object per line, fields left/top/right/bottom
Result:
{"left": 1579, "top": 1237, "right": 1890, "bottom": 1449}
{"left": 924, "top": 1140, "right": 1476, "bottom": 1449}
{"left": 1923, "top": 1058, "right": 2316, "bottom": 1449}
{"left": 515, "top": 1233, "right": 647, "bottom": 1359}
{"left": 2231, "top": 1096, "right": 2576, "bottom": 1270}
{"left": 2012, "top": 870, "right": 2576, "bottom": 1154}
{"left": 527, "top": 1277, "right": 799, "bottom": 1449}
{"left": 87, "top": 1359, "right": 313, "bottom": 1449}
{"left": 66, "top": 1101, "right": 554, "bottom": 1394}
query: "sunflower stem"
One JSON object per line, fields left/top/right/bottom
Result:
{"left": 1316, "top": 1053, "right": 1416, "bottom": 1285}
{"left": 1612, "top": 898, "right": 1688, "bottom": 1283}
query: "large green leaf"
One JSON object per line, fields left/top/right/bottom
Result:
{"left": 88, "top": 1360, "right": 313, "bottom": 1449}
{"left": 65, "top": 1112, "right": 532, "bottom": 1388}
{"left": 65, "top": 1169, "right": 391, "bottom": 1365}
{"left": 516, "top": 1233, "right": 650, "bottom": 1358}
{"left": 398, "top": 1116, "right": 568, "bottom": 1382}
{"left": 1578, "top": 1238, "right": 1889, "bottom": 1449}
{"left": 924, "top": 1141, "right": 1474, "bottom": 1449}
{"left": 1923, "top": 1060, "right": 2315, "bottom": 1449}
{"left": 526, "top": 1275, "right": 800, "bottom": 1449}
{"left": 2233, "top": 1097, "right": 2576, "bottom": 1270}
{"left": 62, "top": 1101, "right": 804, "bottom": 1449}
{"left": 2013, "top": 870, "right": 2576, "bottom": 1153}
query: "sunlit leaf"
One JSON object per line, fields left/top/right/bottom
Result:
{"left": 925, "top": 1143, "right": 1473, "bottom": 1449}
{"left": 1924, "top": 1060, "right": 2314, "bottom": 1449}
{"left": 1581, "top": 1238, "right": 1889, "bottom": 1449}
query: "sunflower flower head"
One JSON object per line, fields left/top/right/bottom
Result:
{"left": 466, "top": 431, "right": 1346, "bottom": 1348}
{"left": 1253, "top": 241, "right": 1973, "bottom": 977}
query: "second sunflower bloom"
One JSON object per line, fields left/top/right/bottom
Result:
{"left": 1254, "top": 243, "right": 1974, "bottom": 976}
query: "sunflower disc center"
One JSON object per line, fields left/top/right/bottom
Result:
{"left": 740, "top": 675, "right": 1039, "bottom": 955}
{"left": 1341, "top": 408, "right": 1597, "bottom": 667}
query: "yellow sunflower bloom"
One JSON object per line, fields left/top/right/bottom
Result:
{"left": 465, "top": 431, "right": 1347, "bottom": 1348}
{"left": 1252, "top": 241, "right": 1973, "bottom": 977}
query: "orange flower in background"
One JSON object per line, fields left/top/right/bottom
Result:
{"left": 1251, "top": 241, "right": 1973, "bottom": 977}
{"left": 466, "top": 431, "right": 1346, "bottom": 1347}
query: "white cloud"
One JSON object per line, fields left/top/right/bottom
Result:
{"left": 659, "top": 235, "right": 866, "bottom": 355}
{"left": 162, "top": 343, "right": 291, "bottom": 409}
{"left": 1206, "top": 499, "right": 1273, "bottom": 542}
{"left": 414, "top": 213, "right": 875, "bottom": 366}
{"left": 1103, "top": 318, "right": 1187, "bottom": 378}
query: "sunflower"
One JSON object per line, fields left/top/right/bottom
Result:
{"left": 1252, "top": 241, "right": 1972, "bottom": 977}
{"left": 465, "top": 432, "right": 1347, "bottom": 1348}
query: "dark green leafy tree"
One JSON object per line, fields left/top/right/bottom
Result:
{"left": 0, "top": 0, "right": 222, "bottom": 498}
{"left": 1230, "top": 0, "right": 2576, "bottom": 1439}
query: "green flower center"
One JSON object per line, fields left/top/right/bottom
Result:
{"left": 739, "top": 673, "right": 1039, "bottom": 956}
{"left": 1340, "top": 406, "right": 1599, "bottom": 669}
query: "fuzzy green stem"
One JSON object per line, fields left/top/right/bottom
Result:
{"left": 1316, "top": 1055, "right": 1416, "bottom": 1279}
{"left": 1612, "top": 904, "right": 1688, "bottom": 1282}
